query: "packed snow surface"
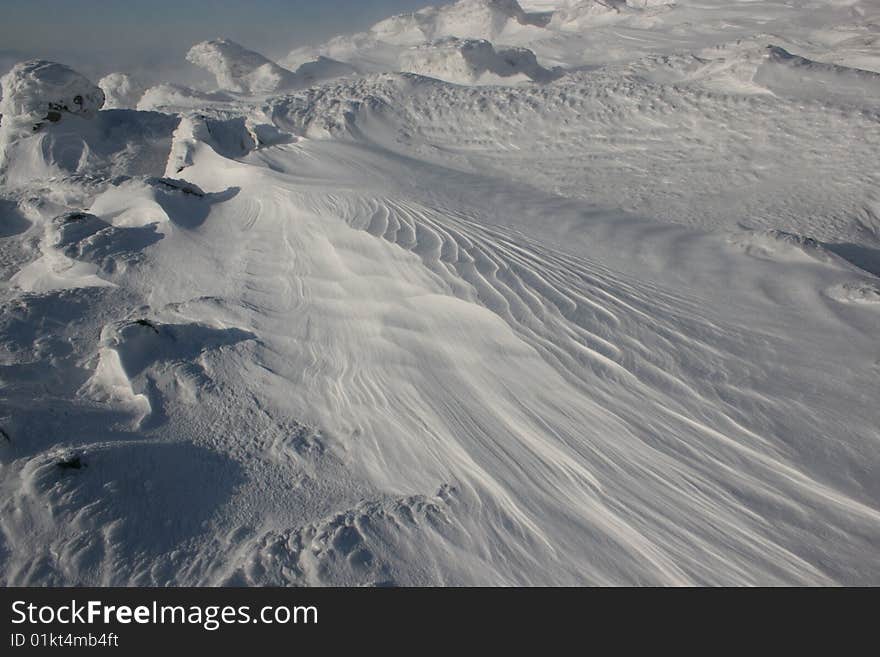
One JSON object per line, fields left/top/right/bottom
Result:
{"left": 1, "top": 0, "right": 879, "bottom": 586}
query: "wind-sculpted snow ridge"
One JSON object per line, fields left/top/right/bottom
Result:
{"left": 2, "top": 1, "right": 880, "bottom": 586}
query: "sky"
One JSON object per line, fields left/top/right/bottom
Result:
{"left": 0, "top": 0, "right": 439, "bottom": 82}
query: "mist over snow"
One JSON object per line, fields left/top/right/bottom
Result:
{"left": 1, "top": 0, "right": 880, "bottom": 586}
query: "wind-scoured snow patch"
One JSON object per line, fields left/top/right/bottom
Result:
{"left": 88, "top": 174, "right": 238, "bottom": 231}
{"left": 10, "top": 213, "right": 117, "bottom": 292}
{"left": 8, "top": 204, "right": 166, "bottom": 292}
{"left": 229, "top": 492, "right": 468, "bottom": 586}
{"left": 1, "top": 439, "right": 245, "bottom": 585}
{"left": 86, "top": 318, "right": 255, "bottom": 428}
{"left": 729, "top": 229, "right": 836, "bottom": 264}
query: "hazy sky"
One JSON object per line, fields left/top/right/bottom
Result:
{"left": 0, "top": 0, "right": 439, "bottom": 81}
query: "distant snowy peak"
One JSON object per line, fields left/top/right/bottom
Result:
{"left": 187, "top": 39, "right": 357, "bottom": 95}
{"left": 400, "top": 38, "right": 559, "bottom": 84}
{"left": 369, "top": 0, "right": 674, "bottom": 43}
{"left": 0, "top": 60, "right": 104, "bottom": 132}
{"left": 186, "top": 39, "right": 299, "bottom": 94}
{"left": 370, "top": 0, "right": 549, "bottom": 45}
{"left": 548, "top": 0, "right": 674, "bottom": 29}
{"left": 429, "top": 0, "right": 550, "bottom": 39}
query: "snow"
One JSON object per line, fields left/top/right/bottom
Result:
{"left": 186, "top": 39, "right": 360, "bottom": 96}
{"left": 399, "top": 38, "right": 559, "bottom": 84}
{"left": 0, "top": 60, "right": 104, "bottom": 134}
{"left": 98, "top": 73, "right": 146, "bottom": 110}
{"left": 186, "top": 39, "right": 300, "bottom": 94}
{"left": 1, "top": 0, "right": 879, "bottom": 586}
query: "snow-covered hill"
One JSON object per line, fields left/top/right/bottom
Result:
{"left": 1, "top": 1, "right": 879, "bottom": 586}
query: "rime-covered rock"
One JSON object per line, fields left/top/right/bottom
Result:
{"left": 98, "top": 73, "right": 145, "bottom": 109}
{"left": 0, "top": 60, "right": 104, "bottom": 131}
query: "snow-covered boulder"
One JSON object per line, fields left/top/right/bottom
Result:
{"left": 0, "top": 60, "right": 104, "bottom": 131}
{"left": 98, "top": 73, "right": 145, "bottom": 109}
{"left": 186, "top": 39, "right": 298, "bottom": 95}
